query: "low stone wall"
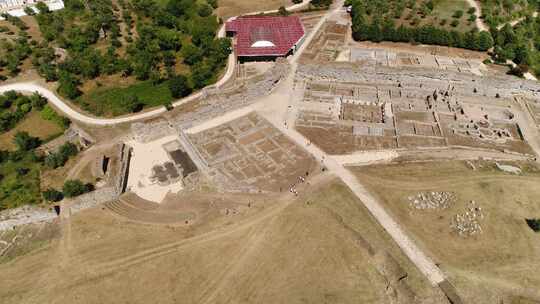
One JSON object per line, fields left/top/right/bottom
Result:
{"left": 132, "top": 120, "right": 175, "bottom": 143}
{"left": 115, "top": 144, "right": 132, "bottom": 194}
{"left": 0, "top": 206, "right": 57, "bottom": 231}
{"left": 68, "top": 187, "right": 118, "bottom": 214}
{"left": 297, "top": 63, "right": 540, "bottom": 100}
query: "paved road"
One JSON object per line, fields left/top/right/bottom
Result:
{"left": 0, "top": 0, "right": 310, "bottom": 126}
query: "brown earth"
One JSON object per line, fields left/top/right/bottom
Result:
{"left": 0, "top": 177, "right": 446, "bottom": 304}
{"left": 216, "top": 0, "right": 293, "bottom": 19}
{"left": 353, "top": 160, "right": 540, "bottom": 304}
{"left": 0, "top": 111, "right": 63, "bottom": 151}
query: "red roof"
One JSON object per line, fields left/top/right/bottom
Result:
{"left": 226, "top": 16, "right": 305, "bottom": 57}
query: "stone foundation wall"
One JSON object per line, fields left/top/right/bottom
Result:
{"left": 0, "top": 206, "right": 57, "bottom": 231}
{"left": 68, "top": 187, "right": 118, "bottom": 214}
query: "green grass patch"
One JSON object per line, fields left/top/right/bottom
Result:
{"left": 432, "top": 0, "right": 469, "bottom": 19}
{"left": 0, "top": 152, "right": 42, "bottom": 210}
{"left": 78, "top": 80, "right": 174, "bottom": 117}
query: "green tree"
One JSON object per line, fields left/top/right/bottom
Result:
{"left": 278, "top": 6, "right": 289, "bottom": 16}
{"left": 166, "top": 0, "right": 193, "bottom": 17}
{"left": 35, "top": 1, "right": 50, "bottom": 14}
{"left": 453, "top": 10, "right": 463, "bottom": 18}
{"left": 39, "top": 63, "right": 58, "bottom": 81}
{"left": 120, "top": 93, "right": 143, "bottom": 113}
{"left": 29, "top": 92, "right": 48, "bottom": 110}
{"left": 62, "top": 179, "right": 93, "bottom": 198}
{"left": 181, "top": 43, "right": 203, "bottom": 65}
{"left": 198, "top": 3, "right": 213, "bottom": 17}
{"left": 477, "top": 31, "right": 494, "bottom": 51}
{"left": 191, "top": 62, "right": 213, "bottom": 88}
{"left": 24, "top": 6, "right": 36, "bottom": 16}
{"left": 207, "top": 0, "right": 218, "bottom": 9}
{"left": 57, "top": 71, "right": 81, "bottom": 99}
{"left": 168, "top": 74, "right": 192, "bottom": 98}
{"left": 43, "top": 188, "right": 64, "bottom": 202}
{"left": 13, "top": 131, "right": 41, "bottom": 151}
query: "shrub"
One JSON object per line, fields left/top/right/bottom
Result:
{"left": 43, "top": 188, "right": 64, "bottom": 202}
{"left": 168, "top": 75, "right": 192, "bottom": 98}
{"left": 207, "top": 0, "right": 218, "bottom": 9}
{"left": 526, "top": 218, "right": 540, "bottom": 232}
{"left": 278, "top": 6, "right": 289, "bottom": 16}
{"left": 450, "top": 20, "right": 459, "bottom": 27}
{"left": 24, "top": 6, "right": 36, "bottom": 16}
{"left": 13, "top": 132, "right": 41, "bottom": 151}
{"left": 40, "top": 105, "right": 71, "bottom": 129}
{"left": 62, "top": 179, "right": 93, "bottom": 198}
{"left": 453, "top": 10, "right": 463, "bottom": 18}
{"left": 45, "top": 142, "right": 78, "bottom": 168}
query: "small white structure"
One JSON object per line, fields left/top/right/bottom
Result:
{"left": 0, "top": 0, "right": 64, "bottom": 20}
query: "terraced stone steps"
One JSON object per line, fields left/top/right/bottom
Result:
{"left": 105, "top": 199, "right": 191, "bottom": 225}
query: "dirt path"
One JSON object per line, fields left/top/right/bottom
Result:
{"left": 497, "top": 11, "right": 538, "bottom": 30}
{"left": 259, "top": 107, "right": 447, "bottom": 285}
{"left": 252, "top": 50, "right": 446, "bottom": 285}
{"left": 464, "top": 0, "right": 489, "bottom": 32}
{"left": 198, "top": 222, "right": 272, "bottom": 304}
{"left": 514, "top": 97, "right": 540, "bottom": 159}
{"left": 0, "top": 1, "right": 320, "bottom": 126}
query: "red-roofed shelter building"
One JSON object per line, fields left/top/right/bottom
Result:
{"left": 226, "top": 16, "right": 306, "bottom": 61}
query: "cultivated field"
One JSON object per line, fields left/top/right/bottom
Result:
{"left": 353, "top": 160, "right": 540, "bottom": 303}
{"left": 0, "top": 178, "right": 448, "bottom": 304}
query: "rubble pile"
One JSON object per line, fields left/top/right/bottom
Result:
{"left": 407, "top": 191, "right": 456, "bottom": 210}
{"left": 451, "top": 200, "right": 485, "bottom": 237}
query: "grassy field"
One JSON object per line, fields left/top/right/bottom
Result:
{"left": 393, "top": 0, "right": 476, "bottom": 32}
{"left": 216, "top": 0, "right": 293, "bottom": 18}
{"left": 78, "top": 80, "right": 173, "bottom": 117}
{"left": 0, "top": 111, "right": 64, "bottom": 151}
{"left": 353, "top": 160, "right": 540, "bottom": 303}
{"left": 0, "top": 179, "right": 446, "bottom": 303}
{"left": 0, "top": 152, "right": 42, "bottom": 210}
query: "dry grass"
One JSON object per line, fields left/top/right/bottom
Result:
{"left": 0, "top": 178, "right": 444, "bottom": 303}
{"left": 353, "top": 160, "right": 540, "bottom": 303}
{"left": 0, "top": 111, "right": 63, "bottom": 151}
{"left": 216, "top": 0, "right": 293, "bottom": 19}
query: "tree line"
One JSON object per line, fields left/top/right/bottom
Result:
{"left": 0, "top": 91, "right": 48, "bottom": 133}
{"left": 350, "top": 0, "right": 494, "bottom": 52}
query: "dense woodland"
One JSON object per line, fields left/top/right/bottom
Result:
{"left": 348, "top": 0, "right": 540, "bottom": 77}
{"left": 0, "top": 0, "right": 230, "bottom": 116}
{"left": 349, "top": 0, "right": 494, "bottom": 52}
{"left": 492, "top": 11, "right": 540, "bottom": 76}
